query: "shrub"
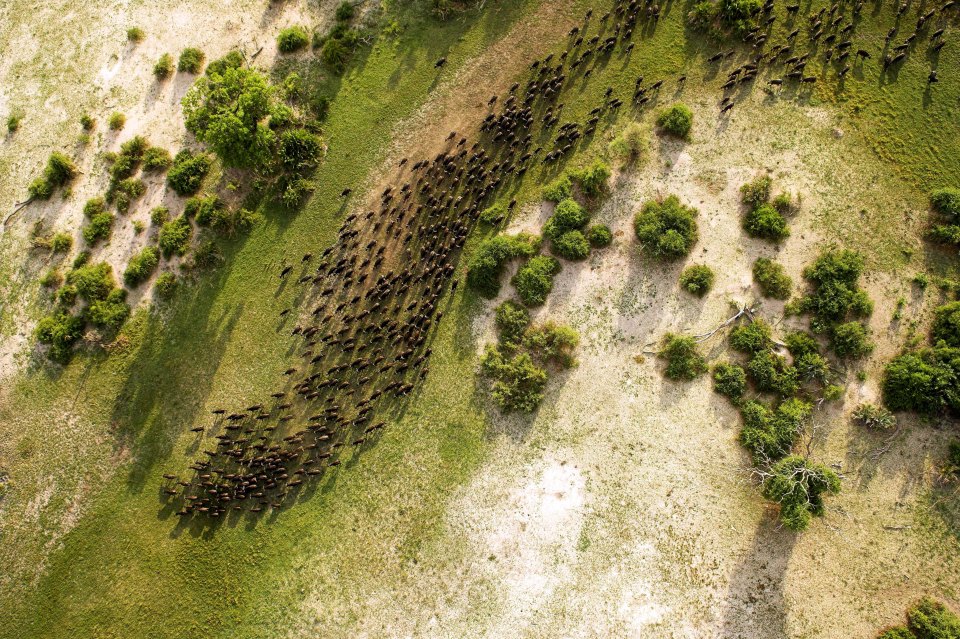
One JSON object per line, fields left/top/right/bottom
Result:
{"left": 740, "top": 175, "right": 772, "bottom": 209}
{"left": 586, "top": 224, "right": 612, "bottom": 248}
{"left": 479, "top": 203, "right": 506, "bottom": 226}
{"left": 831, "top": 321, "right": 874, "bottom": 358}
{"left": 522, "top": 322, "right": 580, "bottom": 368}
{"left": 29, "top": 152, "right": 77, "bottom": 200}
{"left": 932, "top": 301, "right": 960, "bottom": 347}
{"left": 571, "top": 160, "right": 611, "bottom": 197}
{"left": 154, "top": 53, "right": 174, "bottom": 79}
{"left": 753, "top": 258, "right": 792, "bottom": 299}
{"left": 800, "top": 250, "right": 873, "bottom": 331}
{"left": 335, "top": 1, "right": 355, "bottom": 21}
{"left": 34, "top": 312, "right": 84, "bottom": 362}
{"left": 57, "top": 284, "right": 77, "bottom": 307}
{"left": 744, "top": 204, "right": 789, "bottom": 241}
{"left": 108, "top": 112, "right": 126, "bottom": 131}
{"left": 762, "top": 455, "right": 840, "bottom": 531}
{"left": 321, "top": 38, "right": 352, "bottom": 72}
{"left": 929, "top": 224, "right": 960, "bottom": 245}
{"left": 86, "top": 289, "right": 130, "bottom": 329}
{"left": 154, "top": 272, "right": 178, "bottom": 300}
{"left": 906, "top": 597, "right": 960, "bottom": 638}
{"left": 714, "top": 362, "right": 747, "bottom": 399}
{"left": 785, "top": 331, "right": 820, "bottom": 359}
{"left": 634, "top": 195, "right": 699, "bottom": 259}
{"left": 772, "top": 193, "right": 793, "bottom": 214}
{"left": 661, "top": 333, "right": 707, "bottom": 380}
{"left": 68, "top": 262, "right": 115, "bottom": 301}
{"left": 542, "top": 175, "right": 572, "bottom": 202}
{"left": 739, "top": 398, "right": 808, "bottom": 462}
{"left": 158, "top": 216, "right": 193, "bottom": 257}
{"left": 729, "top": 320, "right": 772, "bottom": 354}
{"left": 544, "top": 199, "right": 589, "bottom": 241}
{"left": 609, "top": 121, "right": 649, "bottom": 165}
{"left": 882, "top": 346, "right": 960, "bottom": 414}
{"left": 512, "top": 255, "right": 561, "bottom": 307}
{"left": 113, "top": 178, "right": 146, "bottom": 213}
{"left": 80, "top": 114, "right": 95, "bottom": 131}
{"left": 150, "top": 206, "right": 170, "bottom": 226}
{"left": 184, "top": 194, "right": 222, "bottom": 225}
{"left": 142, "top": 147, "right": 172, "bottom": 171}
{"left": 178, "top": 47, "right": 205, "bottom": 73}
{"left": 852, "top": 403, "right": 897, "bottom": 430}
{"left": 748, "top": 351, "right": 800, "bottom": 396}
{"left": 7, "top": 114, "right": 21, "bottom": 133}
{"left": 277, "top": 26, "right": 310, "bottom": 53}
{"left": 82, "top": 212, "right": 115, "bottom": 245}
{"left": 794, "top": 351, "right": 830, "bottom": 383}
{"left": 50, "top": 233, "right": 73, "bottom": 254}
{"left": 166, "top": 150, "right": 211, "bottom": 196}
{"left": 930, "top": 188, "right": 960, "bottom": 221}
{"left": 127, "top": 27, "right": 145, "bottom": 42}
{"left": 72, "top": 251, "right": 90, "bottom": 268}
{"left": 656, "top": 103, "right": 693, "bottom": 139}
{"left": 466, "top": 233, "right": 540, "bottom": 298}
{"left": 40, "top": 269, "right": 62, "bottom": 288}
{"left": 279, "top": 128, "right": 323, "bottom": 173}
{"left": 123, "top": 246, "right": 160, "bottom": 287}
{"left": 480, "top": 345, "right": 548, "bottom": 412}
{"left": 551, "top": 230, "right": 591, "bottom": 260}
{"left": 205, "top": 50, "right": 245, "bottom": 77}
{"left": 679, "top": 264, "right": 714, "bottom": 296}
{"left": 494, "top": 300, "right": 530, "bottom": 345}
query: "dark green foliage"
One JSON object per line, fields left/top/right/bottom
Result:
{"left": 158, "top": 216, "right": 193, "bottom": 258}
{"left": 544, "top": 199, "right": 589, "bottom": 241}
{"left": 150, "top": 206, "right": 170, "bottom": 226}
{"left": 542, "top": 175, "right": 572, "bottom": 202}
{"left": 586, "top": 224, "right": 612, "bottom": 248}
{"left": 748, "top": 351, "right": 800, "bottom": 396}
{"left": 634, "top": 195, "right": 699, "bottom": 258}
{"left": 57, "top": 284, "right": 77, "bottom": 307}
{"left": 205, "top": 51, "right": 244, "bottom": 77}
{"left": 800, "top": 250, "right": 873, "bottom": 336}
{"left": 753, "top": 257, "right": 792, "bottom": 299}
{"left": 178, "top": 47, "right": 204, "bottom": 73}
{"left": 571, "top": 160, "right": 611, "bottom": 197}
{"left": 28, "top": 152, "right": 77, "bottom": 200}
{"left": 72, "top": 251, "right": 90, "bottom": 268}
{"left": 932, "top": 301, "right": 960, "bottom": 347}
{"left": 661, "top": 333, "right": 707, "bottom": 380}
{"left": 794, "top": 351, "right": 830, "bottom": 383}
{"left": 740, "top": 175, "right": 772, "bottom": 209}
{"left": 512, "top": 255, "right": 561, "bottom": 307}
{"left": 319, "top": 24, "right": 361, "bottom": 73}
{"left": 123, "top": 247, "right": 159, "bottom": 287}
{"left": 142, "top": 147, "right": 172, "bottom": 172}
{"left": 7, "top": 113, "right": 22, "bottom": 133}
{"left": 494, "top": 300, "right": 530, "bottom": 345}
{"left": 929, "top": 224, "right": 960, "bottom": 245}
{"left": 883, "top": 346, "right": 960, "bottom": 414}
{"left": 739, "top": 398, "right": 809, "bottom": 462}
{"left": 112, "top": 178, "right": 146, "bottom": 213}
{"left": 279, "top": 128, "right": 323, "bottom": 173}
{"left": 479, "top": 203, "right": 506, "bottom": 225}
{"left": 50, "top": 233, "right": 72, "bottom": 254}
{"left": 79, "top": 114, "right": 95, "bottom": 131}
{"left": 40, "top": 270, "right": 62, "bottom": 288}
{"left": 82, "top": 212, "right": 114, "bottom": 245}
{"left": 166, "top": 150, "right": 210, "bottom": 196}
{"left": 876, "top": 626, "right": 916, "bottom": 639}
{"left": 930, "top": 188, "right": 960, "bottom": 220}
{"left": 713, "top": 362, "right": 747, "bottom": 399}
{"left": 67, "top": 262, "right": 115, "bottom": 301}
{"left": 521, "top": 322, "right": 579, "bottom": 368}
{"left": 153, "top": 53, "right": 173, "bottom": 79}
{"left": 551, "top": 230, "right": 591, "bottom": 260}
{"left": 466, "top": 233, "right": 540, "bottom": 298}
{"left": 277, "top": 26, "right": 310, "bottom": 53}
{"left": 184, "top": 195, "right": 222, "bottom": 225}
{"left": 744, "top": 204, "right": 789, "bottom": 241}
{"left": 729, "top": 320, "right": 772, "bottom": 354}
{"left": 34, "top": 312, "right": 84, "bottom": 362}
{"left": 785, "top": 331, "right": 820, "bottom": 359}
{"left": 86, "top": 289, "right": 130, "bottom": 329}
{"left": 831, "top": 321, "right": 874, "bottom": 358}
{"left": 335, "top": 1, "right": 355, "bottom": 21}
{"left": 761, "top": 455, "right": 840, "bottom": 531}
{"left": 127, "top": 27, "right": 145, "bottom": 42}
{"left": 480, "top": 345, "right": 548, "bottom": 412}
{"left": 679, "top": 264, "right": 714, "bottom": 296}
{"left": 191, "top": 240, "right": 224, "bottom": 270}
{"left": 154, "top": 272, "right": 178, "bottom": 300}
{"left": 904, "top": 598, "right": 960, "bottom": 638}
{"left": 656, "top": 103, "right": 693, "bottom": 139}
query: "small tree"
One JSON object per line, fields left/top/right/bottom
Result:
{"left": 480, "top": 345, "right": 548, "bottom": 412}
{"left": 679, "top": 264, "right": 714, "bottom": 296}
{"left": 753, "top": 257, "right": 792, "bottom": 299}
{"left": 744, "top": 204, "right": 789, "bottom": 241}
{"left": 932, "top": 301, "right": 960, "bottom": 347}
{"left": 586, "top": 224, "right": 612, "bottom": 248}
{"left": 656, "top": 103, "right": 693, "bottom": 139}
{"left": 494, "top": 300, "right": 530, "bottom": 345}
{"left": 634, "top": 195, "right": 699, "bottom": 259}
{"left": 277, "top": 26, "right": 310, "bottom": 53}
{"left": 512, "top": 255, "right": 561, "bottom": 307}
{"left": 714, "top": 362, "right": 747, "bottom": 399}
{"left": 178, "top": 47, "right": 205, "bottom": 73}
{"left": 761, "top": 455, "right": 840, "bottom": 531}
{"left": 661, "top": 333, "right": 707, "bottom": 380}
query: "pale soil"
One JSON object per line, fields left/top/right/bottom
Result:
{"left": 292, "top": 93, "right": 960, "bottom": 637}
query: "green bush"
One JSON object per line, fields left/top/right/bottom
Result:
{"left": 656, "top": 103, "right": 693, "bottom": 139}
{"left": 762, "top": 454, "right": 840, "bottom": 531}
{"left": 544, "top": 199, "right": 589, "bottom": 241}
{"left": 831, "top": 321, "right": 874, "bottom": 358}
{"left": 784, "top": 331, "right": 820, "bottom": 359}
{"left": 932, "top": 301, "right": 960, "bottom": 347}
{"left": 883, "top": 346, "right": 960, "bottom": 414}
{"left": 28, "top": 152, "right": 77, "bottom": 200}
{"left": 906, "top": 597, "right": 960, "bottom": 638}
{"left": 522, "top": 322, "right": 580, "bottom": 368}
{"left": 748, "top": 351, "right": 800, "bottom": 396}
{"left": 740, "top": 175, "right": 772, "bottom": 209}
{"left": 150, "top": 206, "right": 170, "bottom": 226}
{"left": 794, "top": 351, "right": 830, "bottom": 383}
{"left": 205, "top": 50, "right": 245, "bottom": 78}
{"left": 800, "top": 250, "right": 873, "bottom": 333}
{"left": 86, "top": 289, "right": 130, "bottom": 329}
{"left": 609, "top": 122, "right": 649, "bottom": 165}
{"left": 72, "top": 251, "right": 90, "bottom": 268}
{"left": 753, "top": 258, "right": 792, "bottom": 299}
{"left": 184, "top": 194, "right": 222, "bottom": 225}
{"left": 108, "top": 112, "right": 126, "bottom": 131}
{"left": 714, "top": 362, "right": 747, "bottom": 399}
{"left": 571, "top": 160, "right": 611, "bottom": 197}
{"left": 279, "top": 128, "right": 323, "bottom": 173}
{"left": 542, "top": 175, "right": 572, "bottom": 202}
{"left": 113, "top": 178, "right": 146, "bottom": 213}
{"left": 335, "top": 1, "right": 355, "bottom": 21}
{"left": 929, "top": 224, "right": 960, "bottom": 245}
{"left": 634, "top": 195, "right": 699, "bottom": 259}
{"left": 512, "top": 255, "right": 561, "bottom": 307}
{"left": 123, "top": 246, "right": 160, "bottom": 287}
{"left": 154, "top": 53, "right": 174, "bottom": 79}
{"left": 142, "top": 147, "right": 172, "bottom": 171}
{"left": 50, "top": 232, "right": 73, "bottom": 253}
{"left": 729, "top": 320, "right": 772, "bottom": 354}
{"left": 661, "top": 333, "right": 707, "bottom": 380}
{"left": 40, "top": 269, "right": 62, "bottom": 288}
{"left": 586, "top": 224, "right": 612, "bottom": 248}
{"left": 277, "top": 26, "right": 310, "bottom": 53}
{"left": 494, "top": 300, "right": 530, "bottom": 345}
{"left": 744, "top": 204, "right": 789, "bottom": 241}
{"left": 154, "top": 272, "right": 178, "bottom": 300}
{"left": 68, "top": 262, "right": 115, "bottom": 301}
{"left": 739, "top": 398, "right": 809, "bottom": 463}
{"left": 321, "top": 38, "right": 351, "bottom": 72}
{"left": 852, "top": 403, "right": 897, "bottom": 430}
{"left": 80, "top": 114, "right": 95, "bottom": 131}
{"left": 466, "top": 233, "right": 540, "bottom": 298}
{"left": 551, "top": 230, "right": 591, "bottom": 260}
{"left": 679, "top": 264, "right": 714, "bottom": 296}
{"left": 930, "top": 188, "right": 960, "bottom": 221}
{"left": 57, "top": 284, "right": 77, "bottom": 307}
{"left": 479, "top": 203, "right": 506, "bottom": 226}
{"left": 480, "top": 345, "right": 548, "bottom": 412}
{"left": 127, "top": 27, "right": 145, "bottom": 42}
{"left": 166, "top": 150, "right": 210, "bottom": 196}
{"left": 34, "top": 312, "right": 85, "bottom": 362}
{"left": 158, "top": 216, "right": 193, "bottom": 258}
{"left": 7, "top": 113, "right": 21, "bottom": 133}
{"left": 82, "top": 212, "right": 115, "bottom": 245}
{"left": 178, "top": 47, "right": 205, "bottom": 73}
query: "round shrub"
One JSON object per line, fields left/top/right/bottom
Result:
{"left": 480, "top": 346, "right": 548, "bottom": 412}
{"left": 466, "top": 233, "right": 540, "bottom": 298}
{"left": 586, "top": 224, "right": 612, "bottom": 248}
{"left": 522, "top": 322, "right": 580, "bottom": 368}
{"left": 335, "top": 1, "right": 355, "bottom": 21}
{"left": 68, "top": 262, "right": 115, "bottom": 301}
{"left": 80, "top": 114, "right": 95, "bottom": 131}
{"left": 544, "top": 199, "right": 589, "bottom": 241}
{"left": 679, "top": 264, "right": 714, "bottom": 296}
{"left": 178, "top": 47, "right": 205, "bottom": 73}
{"left": 932, "top": 301, "right": 960, "bottom": 347}
{"left": 512, "top": 255, "right": 561, "bottom": 307}
{"left": 747, "top": 351, "right": 800, "bottom": 396}
{"left": 830, "top": 321, "right": 874, "bottom": 358}
{"left": 762, "top": 455, "right": 840, "bottom": 531}
{"left": 29, "top": 152, "right": 77, "bottom": 200}
{"left": 123, "top": 246, "right": 160, "bottom": 287}
{"left": 82, "top": 212, "right": 115, "bottom": 245}
{"left": 166, "top": 150, "right": 211, "bottom": 196}
{"left": 34, "top": 312, "right": 84, "bottom": 362}
{"left": 852, "top": 403, "right": 897, "bottom": 430}
{"left": 740, "top": 175, "right": 772, "bottom": 209}
{"left": 930, "top": 187, "right": 960, "bottom": 221}
{"left": 542, "top": 175, "right": 572, "bottom": 202}
{"left": 785, "top": 331, "right": 820, "bottom": 358}
{"left": 154, "top": 272, "right": 178, "bottom": 300}
{"left": 609, "top": 122, "right": 649, "bottom": 165}
{"left": 279, "top": 128, "right": 323, "bottom": 173}
{"left": 154, "top": 53, "right": 174, "bottom": 80}
{"left": 551, "top": 230, "right": 591, "bottom": 260}
{"left": 86, "top": 289, "right": 130, "bottom": 329}
{"left": 713, "top": 362, "right": 747, "bottom": 399}
{"left": 656, "top": 103, "right": 693, "bottom": 139}
{"left": 753, "top": 257, "right": 792, "bottom": 299}
{"left": 158, "top": 216, "right": 193, "bottom": 258}
{"left": 150, "top": 206, "right": 170, "bottom": 226}
{"left": 278, "top": 26, "right": 310, "bottom": 53}
{"left": 57, "top": 284, "right": 77, "bottom": 307}
{"left": 744, "top": 204, "right": 789, "bottom": 241}
{"left": 108, "top": 112, "right": 126, "bottom": 131}
{"left": 50, "top": 232, "right": 73, "bottom": 254}
{"left": 661, "top": 333, "right": 707, "bottom": 380}
{"left": 729, "top": 319, "right": 772, "bottom": 354}
{"left": 142, "top": 147, "right": 172, "bottom": 172}
{"left": 494, "top": 300, "right": 530, "bottom": 345}
{"left": 321, "top": 38, "right": 352, "bottom": 72}
{"left": 479, "top": 203, "right": 506, "bottom": 226}
{"left": 794, "top": 351, "right": 830, "bottom": 383}
{"left": 571, "top": 160, "right": 611, "bottom": 197}
{"left": 882, "top": 347, "right": 960, "bottom": 414}
{"left": 634, "top": 195, "right": 698, "bottom": 259}
{"left": 127, "top": 27, "right": 145, "bottom": 42}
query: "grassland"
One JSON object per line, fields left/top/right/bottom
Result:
{"left": 1, "top": 0, "right": 959, "bottom": 636}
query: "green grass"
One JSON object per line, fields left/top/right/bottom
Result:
{"left": 3, "top": 0, "right": 960, "bottom": 635}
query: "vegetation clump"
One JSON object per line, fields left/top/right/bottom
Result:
{"left": 713, "top": 362, "right": 747, "bottom": 399}
{"left": 852, "top": 403, "right": 897, "bottom": 430}
{"left": 154, "top": 272, "right": 178, "bottom": 300}
{"left": 466, "top": 233, "right": 540, "bottom": 298}
{"left": 761, "top": 454, "right": 840, "bottom": 531}
{"left": 753, "top": 257, "right": 792, "bottom": 299}
{"left": 660, "top": 333, "right": 707, "bottom": 380}
{"left": 932, "top": 301, "right": 960, "bottom": 347}
{"left": 679, "top": 264, "right": 714, "bottom": 296}
{"left": 512, "top": 255, "right": 561, "bottom": 307}
{"left": 586, "top": 224, "right": 612, "bottom": 248}
{"left": 928, "top": 188, "right": 960, "bottom": 247}
{"left": 126, "top": 27, "right": 145, "bottom": 42}
{"left": 34, "top": 312, "right": 84, "bottom": 362}
{"left": 570, "top": 160, "right": 611, "bottom": 197}
{"left": 158, "top": 216, "right": 193, "bottom": 257}
{"left": 494, "top": 300, "right": 530, "bottom": 345}
{"left": 542, "top": 175, "right": 572, "bottom": 202}
{"left": 154, "top": 53, "right": 174, "bottom": 80}
{"left": 656, "top": 103, "right": 693, "bottom": 139}
{"left": 142, "top": 147, "right": 172, "bottom": 172}
{"left": 277, "top": 26, "right": 310, "bottom": 53}
{"left": 28, "top": 152, "right": 77, "bottom": 200}
{"left": 166, "top": 149, "right": 211, "bottom": 196}
{"left": 82, "top": 211, "right": 114, "bottom": 245}
{"left": 123, "top": 247, "right": 160, "bottom": 287}
{"left": 108, "top": 112, "right": 126, "bottom": 131}
{"left": 544, "top": 199, "right": 591, "bottom": 260}
{"left": 522, "top": 322, "right": 580, "bottom": 369}
{"left": 178, "top": 47, "right": 205, "bottom": 73}
{"left": 744, "top": 203, "right": 789, "bottom": 241}
{"left": 480, "top": 347, "right": 548, "bottom": 412}
{"left": 798, "top": 249, "right": 874, "bottom": 357}
{"left": 883, "top": 346, "right": 960, "bottom": 415}
{"left": 634, "top": 195, "right": 699, "bottom": 258}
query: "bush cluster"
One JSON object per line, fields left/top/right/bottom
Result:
{"left": 466, "top": 233, "right": 540, "bottom": 298}
{"left": 522, "top": 322, "right": 580, "bottom": 368}
{"left": 108, "top": 112, "right": 126, "bottom": 131}
{"left": 586, "top": 224, "right": 612, "bottom": 248}
{"left": 656, "top": 103, "right": 693, "bottom": 139}
{"left": 277, "top": 26, "right": 310, "bottom": 53}
{"left": 154, "top": 53, "right": 174, "bottom": 80}
{"left": 852, "top": 403, "right": 897, "bottom": 430}
{"left": 494, "top": 300, "right": 530, "bottom": 345}
{"left": 178, "top": 47, "right": 205, "bottom": 73}
{"left": 317, "top": 21, "right": 362, "bottom": 73}
{"left": 545, "top": 199, "right": 591, "bottom": 260}
{"left": 634, "top": 195, "right": 699, "bottom": 259}
{"left": 661, "top": 333, "right": 707, "bottom": 380}
{"left": 123, "top": 246, "right": 160, "bottom": 287}
{"left": 797, "top": 249, "right": 874, "bottom": 358}
{"left": 512, "top": 255, "right": 561, "bottom": 307}
{"left": 82, "top": 212, "right": 114, "bottom": 245}
{"left": 28, "top": 152, "right": 77, "bottom": 200}
{"left": 932, "top": 301, "right": 960, "bottom": 347}
{"left": 142, "top": 147, "right": 172, "bottom": 172}
{"left": 166, "top": 149, "right": 211, "bottom": 196}
{"left": 542, "top": 175, "right": 572, "bottom": 202}
{"left": 713, "top": 362, "right": 747, "bottom": 399}
{"left": 158, "top": 216, "right": 193, "bottom": 258}
{"left": 34, "top": 312, "right": 84, "bottom": 362}
{"left": 480, "top": 346, "right": 548, "bottom": 412}
{"left": 928, "top": 187, "right": 960, "bottom": 247}
{"left": 877, "top": 598, "right": 960, "bottom": 639}
{"left": 154, "top": 272, "right": 178, "bottom": 300}
{"left": 679, "top": 264, "right": 714, "bottom": 296}
{"left": 761, "top": 454, "right": 840, "bottom": 531}
{"left": 570, "top": 160, "right": 611, "bottom": 197}
{"left": 744, "top": 204, "right": 790, "bottom": 241}
{"left": 753, "top": 257, "right": 792, "bottom": 299}
{"left": 883, "top": 346, "right": 960, "bottom": 414}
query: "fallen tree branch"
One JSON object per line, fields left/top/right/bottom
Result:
{"left": 641, "top": 304, "right": 756, "bottom": 354}
{"left": 1, "top": 198, "right": 33, "bottom": 229}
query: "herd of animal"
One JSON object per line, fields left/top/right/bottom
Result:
{"left": 162, "top": 0, "right": 954, "bottom": 522}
